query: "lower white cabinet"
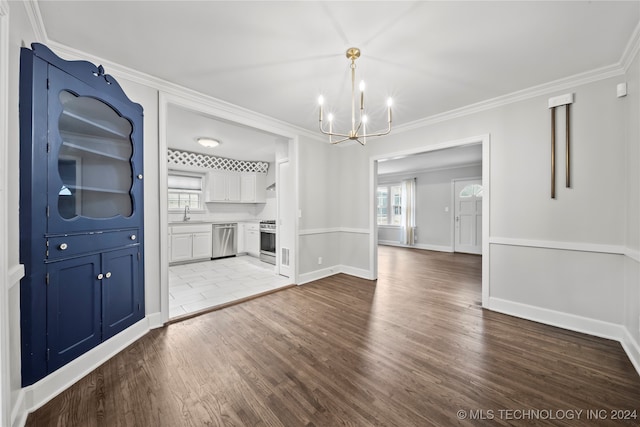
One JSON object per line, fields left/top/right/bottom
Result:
{"left": 170, "top": 224, "right": 212, "bottom": 263}
{"left": 245, "top": 223, "right": 260, "bottom": 258}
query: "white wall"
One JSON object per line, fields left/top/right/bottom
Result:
{"left": 378, "top": 164, "right": 482, "bottom": 250}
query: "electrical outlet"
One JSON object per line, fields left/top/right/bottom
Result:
{"left": 318, "top": 257, "right": 323, "bottom": 265}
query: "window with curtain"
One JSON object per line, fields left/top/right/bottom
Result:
{"left": 168, "top": 173, "right": 204, "bottom": 210}
{"left": 377, "top": 184, "right": 402, "bottom": 225}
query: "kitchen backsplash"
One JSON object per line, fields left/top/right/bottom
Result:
{"left": 168, "top": 197, "right": 276, "bottom": 223}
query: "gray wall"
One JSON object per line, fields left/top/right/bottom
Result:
{"left": 378, "top": 164, "right": 482, "bottom": 250}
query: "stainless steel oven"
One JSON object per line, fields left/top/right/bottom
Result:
{"left": 259, "top": 220, "right": 276, "bottom": 265}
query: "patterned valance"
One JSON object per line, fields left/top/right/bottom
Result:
{"left": 167, "top": 149, "right": 269, "bottom": 173}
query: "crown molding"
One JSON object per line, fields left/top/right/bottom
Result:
{"left": 394, "top": 62, "right": 625, "bottom": 136}
{"left": 621, "top": 20, "right": 640, "bottom": 72}
{"left": 22, "top": 0, "right": 47, "bottom": 42}
{"left": 0, "top": 0, "right": 9, "bottom": 17}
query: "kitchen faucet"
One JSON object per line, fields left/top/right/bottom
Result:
{"left": 183, "top": 205, "right": 191, "bottom": 222}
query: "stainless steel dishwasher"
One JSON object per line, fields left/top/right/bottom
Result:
{"left": 211, "top": 223, "right": 237, "bottom": 259}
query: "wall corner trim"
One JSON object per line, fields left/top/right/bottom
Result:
{"left": 8, "top": 265, "right": 24, "bottom": 290}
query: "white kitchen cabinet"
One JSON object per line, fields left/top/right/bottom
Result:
{"left": 206, "top": 171, "right": 240, "bottom": 202}
{"left": 245, "top": 223, "right": 260, "bottom": 258}
{"left": 236, "top": 223, "right": 246, "bottom": 253}
{"left": 170, "top": 224, "right": 213, "bottom": 263}
{"left": 170, "top": 233, "right": 193, "bottom": 263}
{"left": 192, "top": 232, "right": 213, "bottom": 259}
{"left": 240, "top": 172, "right": 267, "bottom": 203}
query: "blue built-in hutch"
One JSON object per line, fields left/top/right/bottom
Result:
{"left": 19, "top": 43, "right": 145, "bottom": 386}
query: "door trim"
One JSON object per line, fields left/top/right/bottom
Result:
{"left": 370, "top": 134, "right": 491, "bottom": 307}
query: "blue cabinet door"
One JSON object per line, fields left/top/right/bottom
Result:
{"left": 46, "top": 254, "right": 102, "bottom": 371}
{"left": 46, "top": 64, "right": 143, "bottom": 234}
{"left": 102, "top": 247, "right": 143, "bottom": 340}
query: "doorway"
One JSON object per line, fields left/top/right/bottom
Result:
{"left": 370, "top": 134, "right": 490, "bottom": 306}
{"left": 158, "top": 94, "right": 298, "bottom": 323}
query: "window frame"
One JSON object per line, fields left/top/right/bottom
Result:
{"left": 167, "top": 171, "right": 206, "bottom": 212}
{"left": 377, "top": 183, "right": 402, "bottom": 226}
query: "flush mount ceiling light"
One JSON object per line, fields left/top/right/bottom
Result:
{"left": 318, "top": 47, "right": 392, "bottom": 145}
{"left": 196, "top": 137, "right": 220, "bottom": 148}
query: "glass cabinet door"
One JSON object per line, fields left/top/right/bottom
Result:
{"left": 47, "top": 65, "right": 143, "bottom": 233}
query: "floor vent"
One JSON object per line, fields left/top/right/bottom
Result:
{"left": 281, "top": 248, "right": 290, "bottom": 267}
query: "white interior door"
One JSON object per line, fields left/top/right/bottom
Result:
{"left": 454, "top": 179, "right": 483, "bottom": 255}
{"left": 277, "top": 160, "right": 293, "bottom": 278}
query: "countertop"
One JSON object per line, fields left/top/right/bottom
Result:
{"left": 169, "top": 219, "right": 262, "bottom": 226}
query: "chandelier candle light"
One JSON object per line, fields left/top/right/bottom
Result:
{"left": 318, "top": 47, "right": 392, "bottom": 145}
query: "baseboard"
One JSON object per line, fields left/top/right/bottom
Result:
{"left": 338, "top": 265, "right": 374, "bottom": 280}
{"left": 298, "top": 267, "right": 339, "bottom": 285}
{"left": 298, "top": 265, "right": 374, "bottom": 285}
{"left": 379, "top": 241, "right": 453, "bottom": 253}
{"left": 10, "top": 389, "right": 26, "bottom": 427}
{"left": 20, "top": 317, "right": 151, "bottom": 419}
{"left": 620, "top": 328, "right": 640, "bottom": 376}
{"left": 487, "top": 297, "right": 624, "bottom": 341}
{"left": 414, "top": 243, "right": 454, "bottom": 253}
{"left": 487, "top": 297, "right": 640, "bottom": 376}
{"left": 146, "top": 311, "right": 164, "bottom": 329}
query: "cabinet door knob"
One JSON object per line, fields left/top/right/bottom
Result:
{"left": 105, "top": 272, "right": 112, "bottom": 278}
{"left": 137, "top": 174, "right": 143, "bottom": 180}
{"left": 59, "top": 243, "right": 68, "bottom": 250}
{"left": 130, "top": 234, "right": 136, "bottom": 241}
{"left": 97, "top": 273, "right": 104, "bottom": 280}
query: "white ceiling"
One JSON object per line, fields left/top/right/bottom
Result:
{"left": 167, "top": 105, "right": 279, "bottom": 162}
{"left": 33, "top": 1, "right": 639, "bottom": 167}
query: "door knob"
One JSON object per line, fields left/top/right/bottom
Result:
{"left": 59, "top": 243, "right": 68, "bottom": 250}
{"left": 105, "top": 272, "right": 112, "bottom": 278}
{"left": 97, "top": 273, "right": 104, "bottom": 280}
{"left": 130, "top": 234, "right": 136, "bottom": 241}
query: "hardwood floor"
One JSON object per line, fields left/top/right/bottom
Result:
{"left": 26, "top": 246, "right": 640, "bottom": 426}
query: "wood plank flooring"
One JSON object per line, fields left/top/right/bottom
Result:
{"left": 26, "top": 246, "right": 640, "bottom": 426}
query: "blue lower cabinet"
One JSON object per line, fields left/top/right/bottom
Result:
{"left": 46, "top": 254, "right": 102, "bottom": 371}
{"left": 45, "top": 246, "right": 144, "bottom": 373}
{"left": 102, "top": 247, "right": 143, "bottom": 340}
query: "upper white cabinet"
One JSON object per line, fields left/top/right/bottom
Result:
{"left": 206, "top": 171, "right": 240, "bottom": 202}
{"left": 207, "top": 170, "right": 266, "bottom": 204}
{"left": 240, "top": 172, "right": 267, "bottom": 203}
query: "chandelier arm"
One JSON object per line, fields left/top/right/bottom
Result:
{"left": 330, "top": 136, "right": 351, "bottom": 145}
{"left": 361, "top": 123, "right": 392, "bottom": 138}
{"left": 319, "top": 121, "right": 350, "bottom": 138}
{"left": 319, "top": 129, "right": 351, "bottom": 138}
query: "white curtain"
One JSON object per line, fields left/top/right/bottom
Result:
{"left": 401, "top": 178, "right": 416, "bottom": 245}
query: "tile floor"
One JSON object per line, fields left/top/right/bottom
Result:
{"left": 169, "top": 255, "right": 292, "bottom": 319}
